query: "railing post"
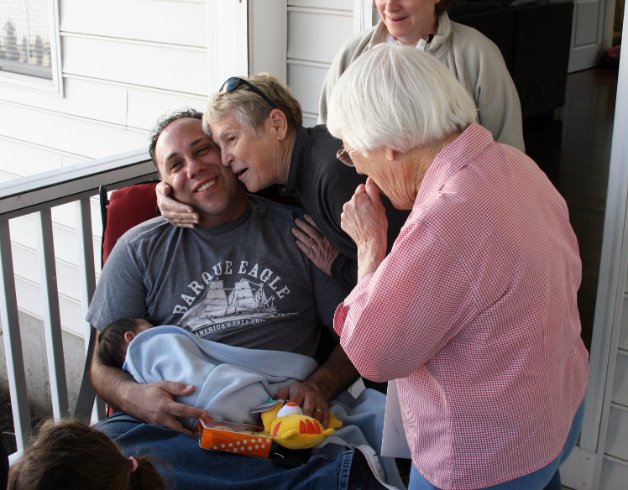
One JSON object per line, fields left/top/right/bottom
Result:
{"left": 38, "top": 209, "right": 69, "bottom": 419}
{"left": 74, "top": 197, "right": 104, "bottom": 421}
{"left": 0, "top": 220, "right": 32, "bottom": 452}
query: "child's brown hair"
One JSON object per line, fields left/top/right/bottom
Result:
{"left": 8, "top": 419, "right": 164, "bottom": 490}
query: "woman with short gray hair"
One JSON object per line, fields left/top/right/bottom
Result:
{"left": 329, "top": 44, "right": 589, "bottom": 490}
{"left": 327, "top": 43, "right": 477, "bottom": 154}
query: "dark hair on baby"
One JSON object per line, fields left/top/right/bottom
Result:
{"left": 97, "top": 318, "right": 146, "bottom": 368}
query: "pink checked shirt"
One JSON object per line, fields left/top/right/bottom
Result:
{"left": 334, "top": 124, "right": 589, "bottom": 489}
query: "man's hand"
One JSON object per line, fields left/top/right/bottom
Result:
{"left": 122, "top": 381, "right": 208, "bottom": 437}
{"left": 275, "top": 345, "right": 359, "bottom": 428}
{"left": 156, "top": 181, "right": 199, "bottom": 227}
{"left": 275, "top": 381, "right": 330, "bottom": 427}
{"left": 292, "top": 215, "right": 339, "bottom": 276}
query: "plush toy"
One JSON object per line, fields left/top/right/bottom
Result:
{"left": 260, "top": 401, "right": 343, "bottom": 450}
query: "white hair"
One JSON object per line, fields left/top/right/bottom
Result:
{"left": 326, "top": 45, "right": 477, "bottom": 153}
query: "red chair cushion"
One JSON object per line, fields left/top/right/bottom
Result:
{"left": 102, "top": 182, "right": 159, "bottom": 264}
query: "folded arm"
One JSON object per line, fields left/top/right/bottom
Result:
{"left": 90, "top": 330, "right": 207, "bottom": 436}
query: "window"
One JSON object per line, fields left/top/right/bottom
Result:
{"left": 0, "top": 0, "right": 62, "bottom": 93}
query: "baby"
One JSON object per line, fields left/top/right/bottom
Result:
{"left": 95, "top": 321, "right": 320, "bottom": 428}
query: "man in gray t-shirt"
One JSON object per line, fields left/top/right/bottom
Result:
{"left": 89, "top": 109, "right": 357, "bottom": 436}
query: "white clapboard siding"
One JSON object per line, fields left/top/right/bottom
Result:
{"left": 600, "top": 457, "right": 628, "bottom": 490}
{"left": 7, "top": 203, "right": 101, "bottom": 254}
{"left": 287, "top": 62, "right": 328, "bottom": 118}
{"left": 1, "top": 138, "right": 65, "bottom": 177}
{"left": 60, "top": 0, "right": 207, "bottom": 48}
{"left": 62, "top": 35, "right": 208, "bottom": 95}
{"left": 8, "top": 214, "right": 93, "bottom": 270}
{"left": 606, "top": 405, "right": 628, "bottom": 461}
{"left": 290, "top": 0, "right": 353, "bottom": 10}
{"left": 286, "top": 2, "right": 354, "bottom": 123}
{"left": 287, "top": 8, "right": 353, "bottom": 64}
{"left": 47, "top": 201, "right": 103, "bottom": 245}
{"left": 0, "top": 78, "right": 128, "bottom": 127}
{"left": 612, "top": 353, "right": 628, "bottom": 406}
{"left": 14, "top": 270, "right": 86, "bottom": 338}
{"left": 11, "top": 240, "right": 93, "bottom": 307}
{"left": 10, "top": 218, "right": 101, "bottom": 338}
{"left": 0, "top": 173, "right": 17, "bottom": 184}
{"left": 61, "top": 154, "right": 87, "bottom": 167}
{"left": 620, "top": 298, "right": 628, "bottom": 350}
{"left": 0, "top": 102, "right": 149, "bottom": 159}
{"left": 126, "top": 87, "right": 206, "bottom": 130}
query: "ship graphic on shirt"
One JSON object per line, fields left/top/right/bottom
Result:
{"left": 180, "top": 278, "right": 283, "bottom": 333}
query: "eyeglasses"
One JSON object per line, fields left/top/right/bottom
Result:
{"left": 336, "top": 144, "right": 354, "bottom": 167}
{"left": 219, "top": 77, "right": 277, "bottom": 109}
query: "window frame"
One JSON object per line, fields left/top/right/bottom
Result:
{"left": 0, "top": 0, "right": 63, "bottom": 96}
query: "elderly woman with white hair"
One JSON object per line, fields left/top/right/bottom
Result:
{"left": 328, "top": 45, "right": 589, "bottom": 490}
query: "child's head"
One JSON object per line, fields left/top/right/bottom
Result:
{"left": 8, "top": 419, "right": 164, "bottom": 490}
{"left": 97, "top": 318, "right": 152, "bottom": 368}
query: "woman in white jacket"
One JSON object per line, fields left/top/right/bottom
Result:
{"left": 319, "top": 0, "right": 525, "bottom": 152}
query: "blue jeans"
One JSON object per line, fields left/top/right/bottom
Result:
{"left": 96, "top": 413, "right": 353, "bottom": 490}
{"left": 408, "top": 401, "right": 585, "bottom": 490}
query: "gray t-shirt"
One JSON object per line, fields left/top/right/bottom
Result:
{"left": 87, "top": 196, "right": 349, "bottom": 358}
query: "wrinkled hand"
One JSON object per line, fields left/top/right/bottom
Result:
{"left": 292, "top": 215, "right": 339, "bottom": 276}
{"left": 124, "top": 381, "right": 207, "bottom": 437}
{"left": 341, "top": 178, "right": 388, "bottom": 277}
{"left": 156, "top": 181, "right": 199, "bottom": 228}
{"left": 275, "top": 381, "right": 330, "bottom": 427}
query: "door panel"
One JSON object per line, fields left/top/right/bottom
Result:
{"left": 569, "top": 0, "right": 609, "bottom": 72}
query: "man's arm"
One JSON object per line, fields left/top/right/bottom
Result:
{"left": 275, "top": 344, "right": 358, "bottom": 427}
{"left": 90, "top": 330, "right": 207, "bottom": 436}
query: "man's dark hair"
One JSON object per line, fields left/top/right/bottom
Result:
{"left": 148, "top": 108, "right": 203, "bottom": 165}
{"left": 97, "top": 318, "right": 145, "bottom": 368}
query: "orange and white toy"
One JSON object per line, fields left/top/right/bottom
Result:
{"left": 260, "top": 401, "right": 343, "bottom": 450}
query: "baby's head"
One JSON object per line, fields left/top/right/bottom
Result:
{"left": 97, "top": 318, "right": 152, "bottom": 368}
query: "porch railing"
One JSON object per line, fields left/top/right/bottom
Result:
{"left": 0, "top": 150, "right": 158, "bottom": 455}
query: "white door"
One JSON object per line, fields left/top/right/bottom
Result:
{"left": 568, "top": 0, "right": 611, "bottom": 72}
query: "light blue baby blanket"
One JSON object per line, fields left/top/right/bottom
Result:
{"left": 124, "top": 325, "right": 319, "bottom": 426}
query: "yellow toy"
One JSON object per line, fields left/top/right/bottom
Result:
{"left": 260, "top": 401, "right": 343, "bottom": 450}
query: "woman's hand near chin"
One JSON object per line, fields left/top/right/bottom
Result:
{"left": 341, "top": 178, "right": 388, "bottom": 278}
{"left": 156, "top": 181, "right": 199, "bottom": 227}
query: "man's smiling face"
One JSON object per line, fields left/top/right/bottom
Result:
{"left": 155, "top": 117, "right": 248, "bottom": 227}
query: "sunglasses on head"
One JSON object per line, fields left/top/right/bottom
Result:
{"left": 336, "top": 145, "right": 354, "bottom": 167}
{"left": 220, "top": 77, "right": 277, "bottom": 109}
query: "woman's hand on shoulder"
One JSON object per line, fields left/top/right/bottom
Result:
{"left": 292, "top": 215, "right": 339, "bottom": 276}
{"left": 156, "top": 181, "right": 199, "bottom": 228}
